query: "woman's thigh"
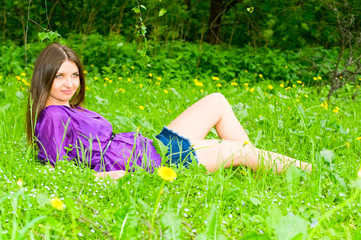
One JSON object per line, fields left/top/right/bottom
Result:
{"left": 192, "top": 139, "right": 258, "bottom": 172}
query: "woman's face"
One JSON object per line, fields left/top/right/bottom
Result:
{"left": 47, "top": 60, "right": 80, "bottom": 107}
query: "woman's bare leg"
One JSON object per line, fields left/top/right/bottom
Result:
{"left": 193, "top": 140, "right": 312, "bottom": 173}
{"left": 167, "top": 93, "right": 312, "bottom": 172}
{"left": 167, "top": 93, "right": 250, "bottom": 141}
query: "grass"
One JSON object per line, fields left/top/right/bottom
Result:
{"left": 0, "top": 45, "right": 361, "bottom": 239}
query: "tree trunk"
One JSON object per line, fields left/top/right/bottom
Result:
{"left": 207, "top": 0, "right": 225, "bottom": 45}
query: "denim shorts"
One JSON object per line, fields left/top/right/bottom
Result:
{"left": 155, "top": 126, "right": 198, "bottom": 168}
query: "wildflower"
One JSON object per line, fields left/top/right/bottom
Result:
{"left": 304, "top": 94, "right": 308, "bottom": 98}
{"left": 118, "top": 88, "right": 125, "bottom": 93}
{"left": 292, "top": 84, "right": 296, "bottom": 88}
{"left": 109, "top": 80, "right": 112, "bottom": 83}
{"left": 94, "top": 77, "right": 98, "bottom": 80}
{"left": 91, "top": 64, "right": 94, "bottom": 68}
{"left": 268, "top": 85, "right": 273, "bottom": 90}
{"left": 250, "top": 88, "right": 255, "bottom": 93}
{"left": 17, "top": 178, "right": 23, "bottom": 187}
{"left": 118, "top": 77, "right": 122, "bottom": 80}
{"left": 244, "top": 83, "right": 249, "bottom": 87}
{"left": 212, "top": 76, "right": 220, "bottom": 81}
{"left": 320, "top": 101, "right": 328, "bottom": 110}
{"left": 346, "top": 142, "right": 350, "bottom": 148}
{"left": 16, "top": 76, "right": 21, "bottom": 80}
{"left": 85, "top": 87, "right": 90, "bottom": 90}
{"left": 285, "top": 87, "right": 291, "bottom": 90}
{"left": 357, "top": 137, "right": 361, "bottom": 141}
{"left": 216, "top": 83, "right": 222, "bottom": 87}
{"left": 297, "top": 81, "right": 302, "bottom": 84}
{"left": 140, "top": 84, "right": 143, "bottom": 88}
{"left": 339, "top": 76, "right": 343, "bottom": 79}
{"left": 231, "top": 82, "right": 238, "bottom": 86}
{"left": 155, "top": 82, "right": 160, "bottom": 85}
{"left": 157, "top": 77, "right": 162, "bottom": 81}
{"left": 280, "top": 83, "right": 284, "bottom": 88}
{"left": 200, "top": 89, "right": 204, "bottom": 93}
{"left": 127, "top": 78, "right": 132, "bottom": 82}
{"left": 83, "top": 71, "right": 87, "bottom": 74}
{"left": 157, "top": 166, "right": 177, "bottom": 181}
{"left": 139, "top": 105, "right": 144, "bottom": 110}
{"left": 194, "top": 79, "right": 204, "bottom": 87}
{"left": 131, "top": 66, "right": 135, "bottom": 70}
{"left": 332, "top": 107, "right": 339, "bottom": 113}
{"left": 105, "top": 77, "right": 109, "bottom": 81}
{"left": 259, "top": 74, "right": 263, "bottom": 78}
{"left": 313, "top": 77, "right": 317, "bottom": 81}
{"left": 137, "top": 126, "right": 140, "bottom": 132}
{"left": 0, "top": 76, "right": 2, "bottom": 80}
{"left": 317, "top": 76, "right": 322, "bottom": 80}
{"left": 149, "top": 73, "right": 153, "bottom": 77}
{"left": 164, "top": 89, "right": 168, "bottom": 94}
{"left": 21, "top": 73, "right": 26, "bottom": 76}
{"left": 51, "top": 197, "right": 65, "bottom": 210}
{"left": 296, "top": 99, "right": 300, "bottom": 102}
{"left": 244, "top": 140, "right": 249, "bottom": 145}
{"left": 285, "top": 66, "right": 288, "bottom": 69}
{"left": 104, "top": 84, "right": 107, "bottom": 87}
{"left": 245, "top": 70, "right": 248, "bottom": 73}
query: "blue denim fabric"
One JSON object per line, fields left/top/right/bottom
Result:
{"left": 155, "top": 126, "right": 198, "bottom": 168}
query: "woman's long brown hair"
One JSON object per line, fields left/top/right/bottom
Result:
{"left": 26, "top": 43, "right": 86, "bottom": 144}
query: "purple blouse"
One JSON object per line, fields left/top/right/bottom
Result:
{"left": 35, "top": 105, "right": 162, "bottom": 172}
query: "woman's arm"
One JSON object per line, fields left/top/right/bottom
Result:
{"left": 94, "top": 170, "right": 127, "bottom": 180}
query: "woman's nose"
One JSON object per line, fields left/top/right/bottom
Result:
{"left": 63, "top": 76, "right": 73, "bottom": 88}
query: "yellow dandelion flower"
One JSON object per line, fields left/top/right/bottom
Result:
{"left": 164, "top": 89, "right": 168, "bottom": 94}
{"left": 245, "top": 70, "right": 248, "bottom": 73}
{"left": 131, "top": 66, "right": 135, "bottom": 70}
{"left": 332, "top": 107, "right": 339, "bottom": 113}
{"left": 285, "top": 87, "right": 291, "bottom": 90}
{"left": 136, "top": 126, "right": 140, "bottom": 132}
{"left": 51, "top": 197, "right": 65, "bottom": 210}
{"left": 259, "top": 74, "right": 263, "bottom": 78}
{"left": 139, "top": 105, "right": 144, "bottom": 110}
{"left": 250, "top": 88, "right": 255, "bottom": 93}
{"left": 0, "top": 76, "right": 2, "bottom": 79}
{"left": 21, "top": 73, "right": 26, "bottom": 76}
{"left": 292, "top": 84, "right": 297, "bottom": 88}
{"left": 356, "top": 137, "right": 361, "bottom": 140}
{"left": 346, "top": 142, "right": 350, "bottom": 148}
{"left": 231, "top": 82, "right": 238, "bottom": 86}
{"left": 320, "top": 101, "right": 328, "bottom": 110}
{"left": 216, "top": 83, "right": 222, "bottom": 87}
{"left": 244, "top": 140, "right": 249, "bottom": 145}
{"left": 296, "top": 99, "right": 300, "bottom": 102}
{"left": 109, "top": 80, "right": 112, "bottom": 83}
{"left": 304, "top": 94, "right": 308, "bottom": 98}
{"left": 200, "top": 89, "right": 204, "bottom": 93}
{"left": 85, "top": 86, "right": 90, "bottom": 90}
{"left": 155, "top": 82, "right": 160, "bottom": 85}
{"left": 195, "top": 81, "right": 204, "bottom": 87}
{"left": 339, "top": 76, "right": 343, "bottom": 79}
{"left": 17, "top": 178, "right": 23, "bottom": 187}
{"left": 104, "top": 84, "right": 107, "bottom": 86}
{"left": 244, "top": 83, "right": 249, "bottom": 87}
{"left": 212, "top": 76, "right": 220, "bottom": 81}
{"left": 285, "top": 66, "right": 288, "bottom": 69}
{"left": 313, "top": 77, "right": 317, "bottom": 81}
{"left": 297, "top": 81, "right": 302, "bottom": 84}
{"left": 83, "top": 71, "right": 87, "bottom": 74}
{"left": 104, "top": 77, "right": 109, "bottom": 81}
{"left": 91, "top": 64, "right": 94, "bottom": 68}
{"left": 149, "top": 73, "right": 153, "bottom": 77}
{"left": 127, "top": 78, "right": 132, "bottom": 82}
{"left": 157, "top": 166, "right": 177, "bottom": 182}
{"left": 280, "top": 83, "right": 284, "bottom": 88}
{"left": 268, "top": 85, "right": 273, "bottom": 90}
{"left": 16, "top": 76, "right": 21, "bottom": 80}
{"left": 118, "top": 77, "right": 122, "bottom": 80}
{"left": 317, "top": 76, "right": 322, "bottom": 80}
{"left": 94, "top": 77, "right": 98, "bottom": 80}
{"left": 157, "top": 77, "right": 162, "bottom": 81}
{"left": 140, "top": 84, "right": 143, "bottom": 88}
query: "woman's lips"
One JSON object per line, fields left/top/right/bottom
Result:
{"left": 61, "top": 90, "right": 73, "bottom": 94}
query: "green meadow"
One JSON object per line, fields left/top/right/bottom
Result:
{"left": 1, "top": 36, "right": 361, "bottom": 239}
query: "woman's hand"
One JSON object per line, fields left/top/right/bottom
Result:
{"left": 94, "top": 170, "right": 127, "bottom": 180}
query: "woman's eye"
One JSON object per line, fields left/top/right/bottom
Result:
{"left": 72, "top": 73, "right": 79, "bottom": 77}
{"left": 55, "top": 74, "right": 62, "bottom": 79}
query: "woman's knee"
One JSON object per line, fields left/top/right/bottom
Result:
{"left": 207, "top": 93, "right": 229, "bottom": 109}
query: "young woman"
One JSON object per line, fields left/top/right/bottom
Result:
{"left": 26, "top": 43, "right": 312, "bottom": 180}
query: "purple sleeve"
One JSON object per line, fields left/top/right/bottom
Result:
{"left": 36, "top": 110, "right": 75, "bottom": 166}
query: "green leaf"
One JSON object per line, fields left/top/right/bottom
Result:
{"left": 256, "top": 86, "right": 266, "bottom": 101}
{"left": 250, "top": 197, "right": 261, "bottom": 206}
{"left": 38, "top": 32, "right": 47, "bottom": 41}
{"left": 159, "top": 8, "right": 167, "bottom": 17}
{"left": 241, "top": 232, "right": 271, "bottom": 240}
{"left": 151, "top": 136, "right": 168, "bottom": 159}
{"left": 132, "top": 6, "right": 140, "bottom": 13}
{"left": 112, "top": 197, "right": 137, "bottom": 238}
{"left": 36, "top": 193, "right": 49, "bottom": 208}
{"left": 196, "top": 206, "right": 226, "bottom": 240}
{"left": 320, "top": 149, "right": 335, "bottom": 163}
{"left": 273, "top": 215, "right": 309, "bottom": 240}
{"left": 161, "top": 211, "right": 182, "bottom": 240}
{"left": 16, "top": 91, "right": 24, "bottom": 99}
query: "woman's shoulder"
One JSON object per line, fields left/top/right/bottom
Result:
{"left": 38, "top": 105, "right": 82, "bottom": 123}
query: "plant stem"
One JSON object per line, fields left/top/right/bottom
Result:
{"left": 150, "top": 181, "right": 165, "bottom": 236}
